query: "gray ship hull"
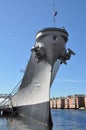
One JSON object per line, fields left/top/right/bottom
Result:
{"left": 12, "top": 52, "right": 61, "bottom": 125}
{"left": 14, "top": 101, "right": 52, "bottom": 125}
{"left": 12, "top": 51, "right": 53, "bottom": 124}
{"left": 11, "top": 28, "right": 73, "bottom": 126}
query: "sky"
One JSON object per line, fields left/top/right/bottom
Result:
{"left": 0, "top": 0, "right": 86, "bottom": 98}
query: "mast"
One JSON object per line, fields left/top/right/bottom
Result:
{"left": 53, "top": 4, "right": 57, "bottom": 27}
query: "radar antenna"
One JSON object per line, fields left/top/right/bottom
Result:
{"left": 53, "top": 4, "right": 57, "bottom": 27}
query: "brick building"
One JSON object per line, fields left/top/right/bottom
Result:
{"left": 56, "top": 97, "right": 65, "bottom": 109}
{"left": 84, "top": 96, "right": 86, "bottom": 108}
{"left": 64, "top": 97, "right": 69, "bottom": 108}
{"left": 68, "top": 95, "right": 76, "bottom": 109}
{"left": 75, "top": 94, "right": 85, "bottom": 108}
{"left": 50, "top": 94, "right": 86, "bottom": 109}
{"left": 50, "top": 98, "right": 57, "bottom": 109}
{"left": 50, "top": 97, "right": 65, "bottom": 109}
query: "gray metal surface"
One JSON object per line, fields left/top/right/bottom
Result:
{"left": 11, "top": 27, "right": 71, "bottom": 126}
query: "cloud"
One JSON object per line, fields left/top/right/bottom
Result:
{"left": 57, "top": 79, "right": 86, "bottom": 83}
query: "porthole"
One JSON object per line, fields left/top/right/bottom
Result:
{"left": 53, "top": 35, "right": 58, "bottom": 40}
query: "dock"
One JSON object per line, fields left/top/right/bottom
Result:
{"left": 0, "top": 81, "right": 21, "bottom": 116}
{"left": 0, "top": 105, "right": 18, "bottom": 116}
{"left": 0, "top": 106, "right": 12, "bottom": 115}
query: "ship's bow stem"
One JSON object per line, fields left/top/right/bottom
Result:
{"left": 12, "top": 27, "right": 71, "bottom": 126}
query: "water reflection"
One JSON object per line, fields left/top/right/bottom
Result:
{"left": 7, "top": 116, "right": 52, "bottom": 130}
{"left": 1, "top": 110, "right": 86, "bottom": 130}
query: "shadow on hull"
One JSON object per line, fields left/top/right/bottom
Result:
{"left": 14, "top": 101, "right": 53, "bottom": 126}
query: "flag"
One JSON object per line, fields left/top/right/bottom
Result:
{"left": 53, "top": 11, "right": 57, "bottom": 16}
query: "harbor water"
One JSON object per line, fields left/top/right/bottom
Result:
{"left": 0, "top": 109, "right": 86, "bottom": 130}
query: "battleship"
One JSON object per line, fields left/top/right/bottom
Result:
{"left": 11, "top": 27, "right": 75, "bottom": 126}
{"left": 10, "top": 7, "right": 75, "bottom": 126}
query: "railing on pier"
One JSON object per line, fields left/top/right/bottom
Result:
{"left": 0, "top": 79, "right": 22, "bottom": 108}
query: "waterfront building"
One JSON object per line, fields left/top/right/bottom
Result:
{"left": 53, "top": 98, "right": 57, "bottom": 109}
{"left": 56, "top": 97, "right": 65, "bottom": 109}
{"left": 84, "top": 96, "right": 86, "bottom": 108}
{"left": 75, "top": 94, "right": 85, "bottom": 109}
{"left": 50, "top": 97, "right": 65, "bottom": 109}
{"left": 68, "top": 95, "right": 76, "bottom": 109}
{"left": 50, "top": 98, "right": 57, "bottom": 109}
{"left": 56, "top": 98, "right": 61, "bottom": 108}
{"left": 50, "top": 94, "right": 86, "bottom": 109}
{"left": 64, "top": 97, "right": 69, "bottom": 109}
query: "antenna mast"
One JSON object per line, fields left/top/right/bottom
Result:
{"left": 53, "top": 4, "right": 57, "bottom": 27}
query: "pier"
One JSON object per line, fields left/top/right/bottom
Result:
{"left": 0, "top": 94, "right": 16, "bottom": 116}
{"left": 0, "top": 105, "right": 18, "bottom": 116}
{"left": 0, "top": 80, "right": 21, "bottom": 116}
{"left": 0, "top": 106, "right": 12, "bottom": 116}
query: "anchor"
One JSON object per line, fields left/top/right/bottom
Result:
{"left": 60, "top": 48, "right": 75, "bottom": 64}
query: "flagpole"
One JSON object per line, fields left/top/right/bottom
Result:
{"left": 53, "top": 4, "right": 55, "bottom": 27}
{"left": 53, "top": 4, "right": 57, "bottom": 27}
